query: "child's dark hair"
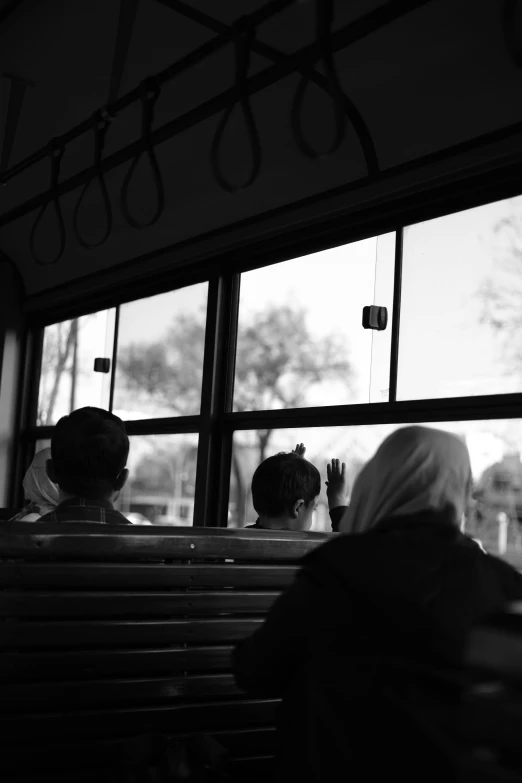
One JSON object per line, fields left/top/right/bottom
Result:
{"left": 251, "top": 452, "right": 321, "bottom": 517}
{"left": 51, "top": 407, "right": 129, "bottom": 499}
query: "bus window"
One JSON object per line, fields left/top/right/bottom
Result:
{"left": 37, "top": 310, "right": 116, "bottom": 426}
{"left": 112, "top": 283, "right": 208, "bottom": 421}
{"left": 234, "top": 233, "right": 395, "bottom": 412}
{"left": 398, "top": 195, "right": 522, "bottom": 400}
{"left": 115, "top": 433, "right": 198, "bottom": 526}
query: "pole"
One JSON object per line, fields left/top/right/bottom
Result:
{"left": 69, "top": 318, "right": 78, "bottom": 412}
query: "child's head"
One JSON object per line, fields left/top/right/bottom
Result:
{"left": 47, "top": 407, "right": 130, "bottom": 502}
{"left": 251, "top": 452, "right": 321, "bottom": 531}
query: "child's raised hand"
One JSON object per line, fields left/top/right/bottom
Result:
{"left": 325, "top": 459, "right": 348, "bottom": 509}
{"left": 292, "top": 443, "right": 306, "bottom": 457}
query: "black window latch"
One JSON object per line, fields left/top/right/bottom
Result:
{"left": 94, "top": 358, "right": 111, "bottom": 373}
{"left": 362, "top": 306, "right": 388, "bottom": 331}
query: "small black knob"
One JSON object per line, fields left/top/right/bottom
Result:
{"left": 362, "top": 306, "right": 388, "bottom": 331}
{"left": 93, "top": 358, "right": 111, "bottom": 373}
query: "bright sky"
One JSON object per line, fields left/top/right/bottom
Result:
{"left": 39, "top": 192, "right": 522, "bottom": 479}
{"left": 397, "top": 201, "right": 522, "bottom": 399}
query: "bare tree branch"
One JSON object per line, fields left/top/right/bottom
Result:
{"left": 117, "top": 304, "right": 354, "bottom": 523}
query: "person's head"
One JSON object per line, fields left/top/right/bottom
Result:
{"left": 251, "top": 452, "right": 321, "bottom": 531}
{"left": 23, "top": 447, "right": 59, "bottom": 510}
{"left": 47, "top": 407, "right": 130, "bottom": 503}
{"left": 339, "top": 425, "right": 472, "bottom": 534}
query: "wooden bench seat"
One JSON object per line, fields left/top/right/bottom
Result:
{"left": 0, "top": 523, "right": 330, "bottom": 782}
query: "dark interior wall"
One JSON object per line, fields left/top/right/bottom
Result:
{"left": 0, "top": 258, "right": 24, "bottom": 505}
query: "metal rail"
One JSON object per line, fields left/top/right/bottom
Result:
{"left": 0, "top": 0, "right": 298, "bottom": 187}
{"left": 0, "top": 0, "right": 430, "bottom": 229}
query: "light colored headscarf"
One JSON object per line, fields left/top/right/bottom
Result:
{"left": 9, "top": 448, "right": 59, "bottom": 522}
{"left": 339, "top": 426, "right": 472, "bottom": 534}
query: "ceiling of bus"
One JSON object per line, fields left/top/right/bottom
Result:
{"left": 1, "top": 0, "right": 522, "bottom": 298}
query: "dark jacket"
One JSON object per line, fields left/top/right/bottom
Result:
{"left": 38, "top": 497, "right": 131, "bottom": 525}
{"left": 246, "top": 506, "right": 346, "bottom": 532}
{"left": 234, "top": 510, "right": 522, "bottom": 781}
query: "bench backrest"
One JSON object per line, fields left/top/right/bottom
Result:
{"left": 0, "top": 523, "right": 330, "bottom": 782}
{"left": 0, "top": 508, "right": 21, "bottom": 521}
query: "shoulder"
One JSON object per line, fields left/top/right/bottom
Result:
{"left": 481, "top": 551, "right": 522, "bottom": 598}
{"left": 109, "top": 510, "right": 132, "bottom": 525}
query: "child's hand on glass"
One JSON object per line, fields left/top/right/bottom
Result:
{"left": 326, "top": 459, "right": 348, "bottom": 509}
{"left": 292, "top": 443, "right": 306, "bottom": 457}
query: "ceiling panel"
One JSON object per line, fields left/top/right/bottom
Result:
{"left": 0, "top": 0, "right": 521, "bottom": 295}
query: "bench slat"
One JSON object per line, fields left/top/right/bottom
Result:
{"left": 0, "top": 524, "right": 330, "bottom": 561}
{"left": 3, "top": 759, "right": 276, "bottom": 783}
{"left": 0, "top": 590, "right": 280, "bottom": 617}
{"left": 4, "top": 772, "right": 95, "bottom": 783}
{"left": 0, "top": 563, "right": 299, "bottom": 589}
{"left": 1, "top": 617, "right": 262, "bottom": 648}
{"left": 231, "top": 755, "right": 275, "bottom": 782}
{"left": 1, "top": 727, "right": 277, "bottom": 772}
{"left": 1, "top": 645, "right": 234, "bottom": 680}
{"left": 3, "top": 673, "right": 239, "bottom": 712}
{"left": 0, "top": 698, "right": 279, "bottom": 739}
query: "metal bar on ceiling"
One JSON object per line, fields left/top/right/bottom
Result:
{"left": 107, "top": 0, "right": 141, "bottom": 105}
{"left": 0, "top": 0, "right": 431, "bottom": 215}
{"left": 158, "top": 0, "right": 379, "bottom": 176}
{"left": 0, "top": 74, "right": 30, "bottom": 172}
{"left": 0, "top": 0, "right": 297, "bottom": 187}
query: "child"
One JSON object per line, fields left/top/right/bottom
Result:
{"left": 247, "top": 444, "right": 349, "bottom": 532}
{"left": 39, "top": 407, "right": 132, "bottom": 525}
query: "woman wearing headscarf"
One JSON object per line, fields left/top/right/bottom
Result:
{"left": 9, "top": 447, "right": 59, "bottom": 522}
{"left": 234, "top": 426, "right": 522, "bottom": 782}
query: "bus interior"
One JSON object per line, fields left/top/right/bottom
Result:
{"left": 1, "top": 0, "right": 522, "bottom": 779}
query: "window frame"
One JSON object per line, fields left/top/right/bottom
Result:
{"left": 16, "top": 172, "right": 522, "bottom": 524}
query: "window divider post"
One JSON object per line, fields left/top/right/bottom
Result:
{"left": 193, "top": 273, "right": 240, "bottom": 527}
{"left": 108, "top": 306, "right": 120, "bottom": 413}
{"left": 388, "top": 227, "right": 403, "bottom": 402}
{"left": 13, "top": 324, "right": 44, "bottom": 506}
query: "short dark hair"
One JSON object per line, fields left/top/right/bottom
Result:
{"left": 51, "top": 407, "right": 129, "bottom": 499}
{"left": 251, "top": 452, "right": 321, "bottom": 517}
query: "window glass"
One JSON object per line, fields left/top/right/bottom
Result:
{"left": 112, "top": 284, "right": 208, "bottom": 421}
{"left": 398, "top": 195, "right": 522, "bottom": 400}
{"left": 115, "top": 434, "right": 198, "bottom": 526}
{"left": 230, "top": 420, "right": 522, "bottom": 569}
{"left": 37, "top": 310, "right": 116, "bottom": 425}
{"left": 234, "top": 234, "right": 395, "bottom": 412}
